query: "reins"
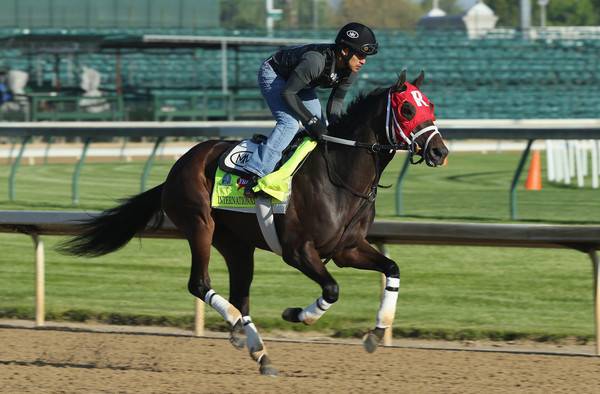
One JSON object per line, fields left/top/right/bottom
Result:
{"left": 321, "top": 134, "right": 401, "bottom": 153}
{"left": 320, "top": 139, "right": 380, "bottom": 199}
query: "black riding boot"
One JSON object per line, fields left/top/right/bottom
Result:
{"left": 244, "top": 175, "right": 269, "bottom": 199}
{"left": 244, "top": 176, "right": 259, "bottom": 198}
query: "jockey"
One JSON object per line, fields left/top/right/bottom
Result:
{"left": 243, "top": 22, "right": 378, "bottom": 198}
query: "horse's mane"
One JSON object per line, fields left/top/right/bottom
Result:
{"left": 329, "top": 87, "right": 387, "bottom": 137}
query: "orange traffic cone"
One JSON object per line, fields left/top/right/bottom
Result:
{"left": 525, "top": 150, "right": 542, "bottom": 190}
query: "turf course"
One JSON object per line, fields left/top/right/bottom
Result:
{"left": 0, "top": 149, "right": 598, "bottom": 341}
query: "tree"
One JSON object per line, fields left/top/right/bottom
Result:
{"left": 485, "top": 0, "right": 519, "bottom": 27}
{"left": 421, "top": 0, "right": 464, "bottom": 15}
{"left": 545, "top": 0, "right": 598, "bottom": 26}
{"left": 220, "top": 0, "right": 266, "bottom": 30}
{"left": 280, "top": 0, "right": 337, "bottom": 29}
{"left": 221, "top": 0, "right": 338, "bottom": 31}
{"left": 335, "top": 0, "right": 424, "bottom": 30}
{"left": 487, "top": 0, "right": 599, "bottom": 27}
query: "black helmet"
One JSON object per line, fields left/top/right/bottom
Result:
{"left": 335, "top": 22, "right": 378, "bottom": 56}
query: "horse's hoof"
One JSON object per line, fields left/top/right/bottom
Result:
{"left": 259, "top": 363, "right": 278, "bottom": 376}
{"left": 259, "top": 356, "right": 278, "bottom": 376}
{"left": 362, "top": 331, "right": 380, "bottom": 353}
{"left": 229, "top": 319, "right": 246, "bottom": 350}
{"left": 281, "top": 307, "right": 303, "bottom": 323}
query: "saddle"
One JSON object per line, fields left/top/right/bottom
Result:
{"left": 212, "top": 133, "right": 318, "bottom": 256}
{"left": 213, "top": 132, "right": 317, "bottom": 205}
{"left": 218, "top": 133, "right": 308, "bottom": 177}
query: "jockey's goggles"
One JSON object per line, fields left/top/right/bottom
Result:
{"left": 359, "top": 43, "right": 378, "bottom": 55}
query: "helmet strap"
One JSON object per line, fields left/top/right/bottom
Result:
{"left": 337, "top": 47, "right": 353, "bottom": 67}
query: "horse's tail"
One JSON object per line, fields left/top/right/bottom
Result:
{"left": 59, "top": 184, "right": 165, "bottom": 257}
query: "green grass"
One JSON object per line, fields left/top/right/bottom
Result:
{"left": 1, "top": 151, "right": 599, "bottom": 223}
{"left": 0, "top": 151, "right": 598, "bottom": 341}
{"left": 375, "top": 151, "right": 600, "bottom": 223}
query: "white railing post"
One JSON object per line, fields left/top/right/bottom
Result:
{"left": 588, "top": 249, "right": 600, "bottom": 356}
{"left": 582, "top": 141, "right": 589, "bottom": 177}
{"left": 568, "top": 141, "right": 576, "bottom": 178}
{"left": 194, "top": 297, "right": 204, "bottom": 337}
{"left": 593, "top": 140, "right": 600, "bottom": 189}
{"left": 576, "top": 141, "right": 585, "bottom": 188}
{"left": 555, "top": 141, "right": 564, "bottom": 182}
{"left": 545, "top": 140, "right": 555, "bottom": 181}
{"left": 561, "top": 140, "right": 571, "bottom": 185}
{"left": 31, "top": 234, "right": 45, "bottom": 327}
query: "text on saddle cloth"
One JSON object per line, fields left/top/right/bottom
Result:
{"left": 212, "top": 136, "right": 317, "bottom": 209}
{"left": 211, "top": 169, "right": 287, "bottom": 213}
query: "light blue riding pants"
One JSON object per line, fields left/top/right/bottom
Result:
{"left": 243, "top": 59, "right": 323, "bottom": 178}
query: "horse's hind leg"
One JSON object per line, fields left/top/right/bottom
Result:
{"left": 168, "top": 209, "right": 243, "bottom": 334}
{"left": 333, "top": 239, "right": 400, "bottom": 353}
{"left": 212, "top": 231, "right": 277, "bottom": 376}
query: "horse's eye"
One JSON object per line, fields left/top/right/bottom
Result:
{"left": 401, "top": 101, "right": 416, "bottom": 120}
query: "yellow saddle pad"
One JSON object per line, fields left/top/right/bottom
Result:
{"left": 211, "top": 137, "right": 317, "bottom": 211}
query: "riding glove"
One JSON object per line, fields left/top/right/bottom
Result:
{"left": 305, "top": 116, "right": 328, "bottom": 140}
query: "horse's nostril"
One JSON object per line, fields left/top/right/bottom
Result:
{"left": 434, "top": 147, "right": 448, "bottom": 158}
{"left": 429, "top": 146, "right": 448, "bottom": 166}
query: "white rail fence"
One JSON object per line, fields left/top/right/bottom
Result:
{"left": 546, "top": 140, "right": 600, "bottom": 188}
{"left": 0, "top": 210, "right": 599, "bottom": 354}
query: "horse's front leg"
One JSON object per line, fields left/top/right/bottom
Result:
{"left": 333, "top": 239, "right": 400, "bottom": 353}
{"left": 281, "top": 241, "right": 339, "bottom": 326}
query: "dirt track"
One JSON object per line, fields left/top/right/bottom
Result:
{"left": 1, "top": 327, "right": 599, "bottom": 394}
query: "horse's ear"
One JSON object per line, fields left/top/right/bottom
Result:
{"left": 412, "top": 70, "right": 425, "bottom": 88}
{"left": 394, "top": 70, "right": 407, "bottom": 91}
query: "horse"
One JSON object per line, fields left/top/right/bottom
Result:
{"left": 61, "top": 70, "right": 449, "bottom": 376}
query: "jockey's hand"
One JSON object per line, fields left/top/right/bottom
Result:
{"left": 305, "top": 116, "right": 328, "bottom": 140}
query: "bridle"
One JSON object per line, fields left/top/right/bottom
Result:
{"left": 384, "top": 88, "right": 441, "bottom": 165}
{"left": 320, "top": 88, "right": 441, "bottom": 165}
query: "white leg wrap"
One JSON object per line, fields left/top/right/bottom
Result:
{"left": 376, "top": 277, "right": 400, "bottom": 329}
{"left": 204, "top": 289, "right": 242, "bottom": 326}
{"left": 298, "top": 297, "right": 332, "bottom": 325}
{"left": 242, "top": 316, "right": 266, "bottom": 363}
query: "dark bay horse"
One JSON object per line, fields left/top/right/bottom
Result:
{"left": 62, "top": 71, "right": 448, "bottom": 375}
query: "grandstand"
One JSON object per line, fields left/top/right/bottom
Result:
{"left": 0, "top": 1, "right": 599, "bottom": 120}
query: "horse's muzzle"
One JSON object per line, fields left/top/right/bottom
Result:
{"left": 425, "top": 144, "right": 449, "bottom": 167}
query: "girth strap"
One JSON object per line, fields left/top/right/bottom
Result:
{"left": 255, "top": 196, "right": 282, "bottom": 256}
